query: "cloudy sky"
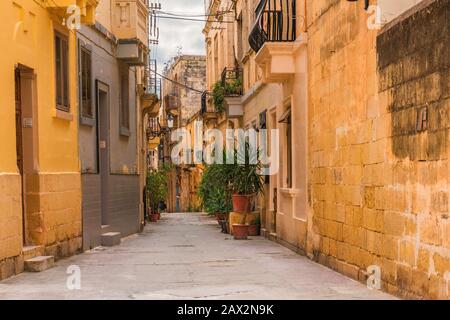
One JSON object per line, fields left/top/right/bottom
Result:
{"left": 151, "top": 0, "right": 206, "bottom": 73}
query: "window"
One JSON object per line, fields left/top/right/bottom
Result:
{"left": 237, "top": 13, "right": 243, "bottom": 60}
{"left": 213, "top": 35, "right": 219, "bottom": 81}
{"left": 80, "top": 46, "right": 93, "bottom": 118}
{"left": 120, "top": 67, "right": 130, "bottom": 135}
{"left": 259, "top": 110, "right": 267, "bottom": 129}
{"left": 279, "top": 107, "right": 292, "bottom": 188}
{"left": 286, "top": 114, "right": 292, "bottom": 188}
{"left": 55, "top": 32, "right": 69, "bottom": 111}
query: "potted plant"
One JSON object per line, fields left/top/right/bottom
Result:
{"left": 198, "top": 164, "right": 232, "bottom": 230}
{"left": 212, "top": 78, "right": 243, "bottom": 115}
{"left": 248, "top": 214, "right": 261, "bottom": 236}
{"left": 146, "top": 166, "right": 168, "bottom": 223}
{"left": 233, "top": 224, "right": 249, "bottom": 240}
{"left": 229, "top": 143, "right": 264, "bottom": 214}
{"left": 226, "top": 143, "right": 264, "bottom": 239}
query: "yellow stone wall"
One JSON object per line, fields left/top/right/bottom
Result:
{"left": 0, "top": 174, "right": 23, "bottom": 261}
{"left": 306, "top": 0, "right": 450, "bottom": 299}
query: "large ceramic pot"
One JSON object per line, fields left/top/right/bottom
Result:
{"left": 149, "top": 214, "right": 159, "bottom": 223}
{"left": 233, "top": 224, "right": 249, "bottom": 240}
{"left": 232, "top": 194, "right": 253, "bottom": 213}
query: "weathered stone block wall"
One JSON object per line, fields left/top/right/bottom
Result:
{"left": 179, "top": 57, "right": 206, "bottom": 124}
{"left": 164, "top": 55, "right": 206, "bottom": 125}
{"left": 308, "top": 0, "right": 449, "bottom": 299}
{"left": 375, "top": 0, "right": 450, "bottom": 298}
{"left": 0, "top": 174, "right": 23, "bottom": 262}
{"left": 26, "top": 173, "right": 82, "bottom": 257}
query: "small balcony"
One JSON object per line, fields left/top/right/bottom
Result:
{"left": 117, "top": 39, "right": 149, "bottom": 66}
{"left": 249, "top": 0, "right": 297, "bottom": 53}
{"left": 220, "top": 68, "right": 244, "bottom": 118}
{"left": 112, "top": 0, "right": 149, "bottom": 45}
{"left": 146, "top": 117, "right": 161, "bottom": 141}
{"left": 201, "top": 91, "right": 217, "bottom": 120}
{"left": 250, "top": 0, "right": 304, "bottom": 83}
{"left": 164, "top": 93, "right": 180, "bottom": 115}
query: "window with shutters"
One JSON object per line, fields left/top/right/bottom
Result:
{"left": 80, "top": 46, "right": 93, "bottom": 118}
{"left": 55, "top": 32, "right": 70, "bottom": 111}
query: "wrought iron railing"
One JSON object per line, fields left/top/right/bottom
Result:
{"left": 201, "top": 91, "right": 216, "bottom": 114}
{"left": 249, "top": 0, "right": 297, "bottom": 53}
{"left": 145, "top": 59, "right": 161, "bottom": 99}
{"left": 221, "top": 67, "right": 243, "bottom": 96}
{"left": 147, "top": 117, "right": 161, "bottom": 140}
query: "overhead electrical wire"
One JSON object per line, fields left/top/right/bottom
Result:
{"left": 151, "top": 69, "right": 207, "bottom": 95}
{"left": 158, "top": 10, "right": 232, "bottom": 17}
{"left": 155, "top": 15, "right": 234, "bottom": 23}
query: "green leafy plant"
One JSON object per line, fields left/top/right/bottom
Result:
{"left": 198, "top": 142, "right": 264, "bottom": 215}
{"left": 146, "top": 166, "right": 169, "bottom": 214}
{"left": 227, "top": 142, "right": 264, "bottom": 196}
{"left": 198, "top": 163, "right": 232, "bottom": 215}
{"left": 249, "top": 214, "right": 261, "bottom": 226}
{"left": 204, "top": 186, "right": 232, "bottom": 215}
{"left": 212, "top": 79, "right": 242, "bottom": 114}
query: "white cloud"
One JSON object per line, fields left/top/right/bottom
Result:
{"left": 150, "top": 0, "right": 206, "bottom": 73}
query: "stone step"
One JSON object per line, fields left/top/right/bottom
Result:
{"left": 24, "top": 256, "right": 55, "bottom": 272}
{"left": 101, "top": 225, "right": 113, "bottom": 233}
{"left": 101, "top": 232, "right": 122, "bottom": 247}
{"left": 22, "top": 246, "right": 45, "bottom": 261}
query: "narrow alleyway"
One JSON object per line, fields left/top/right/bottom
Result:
{"left": 0, "top": 213, "right": 394, "bottom": 300}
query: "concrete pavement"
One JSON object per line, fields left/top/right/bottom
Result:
{"left": 0, "top": 212, "right": 395, "bottom": 300}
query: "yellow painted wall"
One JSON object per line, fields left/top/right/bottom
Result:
{"left": 0, "top": 1, "right": 80, "bottom": 173}
{"left": 0, "top": 1, "right": 91, "bottom": 262}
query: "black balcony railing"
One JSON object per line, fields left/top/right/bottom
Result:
{"left": 221, "top": 67, "right": 243, "bottom": 96}
{"left": 147, "top": 117, "right": 161, "bottom": 140}
{"left": 249, "top": 0, "right": 297, "bottom": 53}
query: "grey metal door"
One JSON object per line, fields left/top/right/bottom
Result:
{"left": 97, "top": 81, "right": 110, "bottom": 226}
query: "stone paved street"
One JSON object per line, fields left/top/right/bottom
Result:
{"left": 0, "top": 213, "right": 395, "bottom": 300}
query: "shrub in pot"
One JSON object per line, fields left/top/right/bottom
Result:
{"left": 146, "top": 165, "right": 169, "bottom": 223}
{"left": 198, "top": 165, "right": 232, "bottom": 228}
{"left": 229, "top": 142, "right": 264, "bottom": 214}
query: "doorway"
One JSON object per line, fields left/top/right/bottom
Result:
{"left": 14, "top": 68, "right": 25, "bottom": 243}
{"left": 96, "top": 81, "right": 110, "bottom": 226}
{"left": 14, "top": 65, "right": 37, "bottom": 245}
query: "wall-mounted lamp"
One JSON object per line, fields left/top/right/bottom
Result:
{"left": 167, "top": 114, "right": 174, "bottom": 129}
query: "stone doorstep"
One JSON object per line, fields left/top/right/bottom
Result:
{"left": 101, "top": 232, "right": 122, "bottom": 247}
{"left": 24, "top": 256, "right": 55, "bottom": 273}
{"left": 22, "top": 245, "right": 45, "bottom": 261}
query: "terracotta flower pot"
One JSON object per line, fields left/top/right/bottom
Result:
{"left": 233, "top": 224, "right": 249, "bottom": 240}
{"left": 232, "top": 194, "right": 253, "bottom": 213}
{"left": 216, "top": 213, "right": 225, "bottom": 223}
{"left": 248, "top": 224, "right": 260, "bottom": 236}
{"left": 149, "top": 214, "right": 158, "bottom": 223}
{"left": 157, "top": 213, "right": 161, "bottom": 220}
